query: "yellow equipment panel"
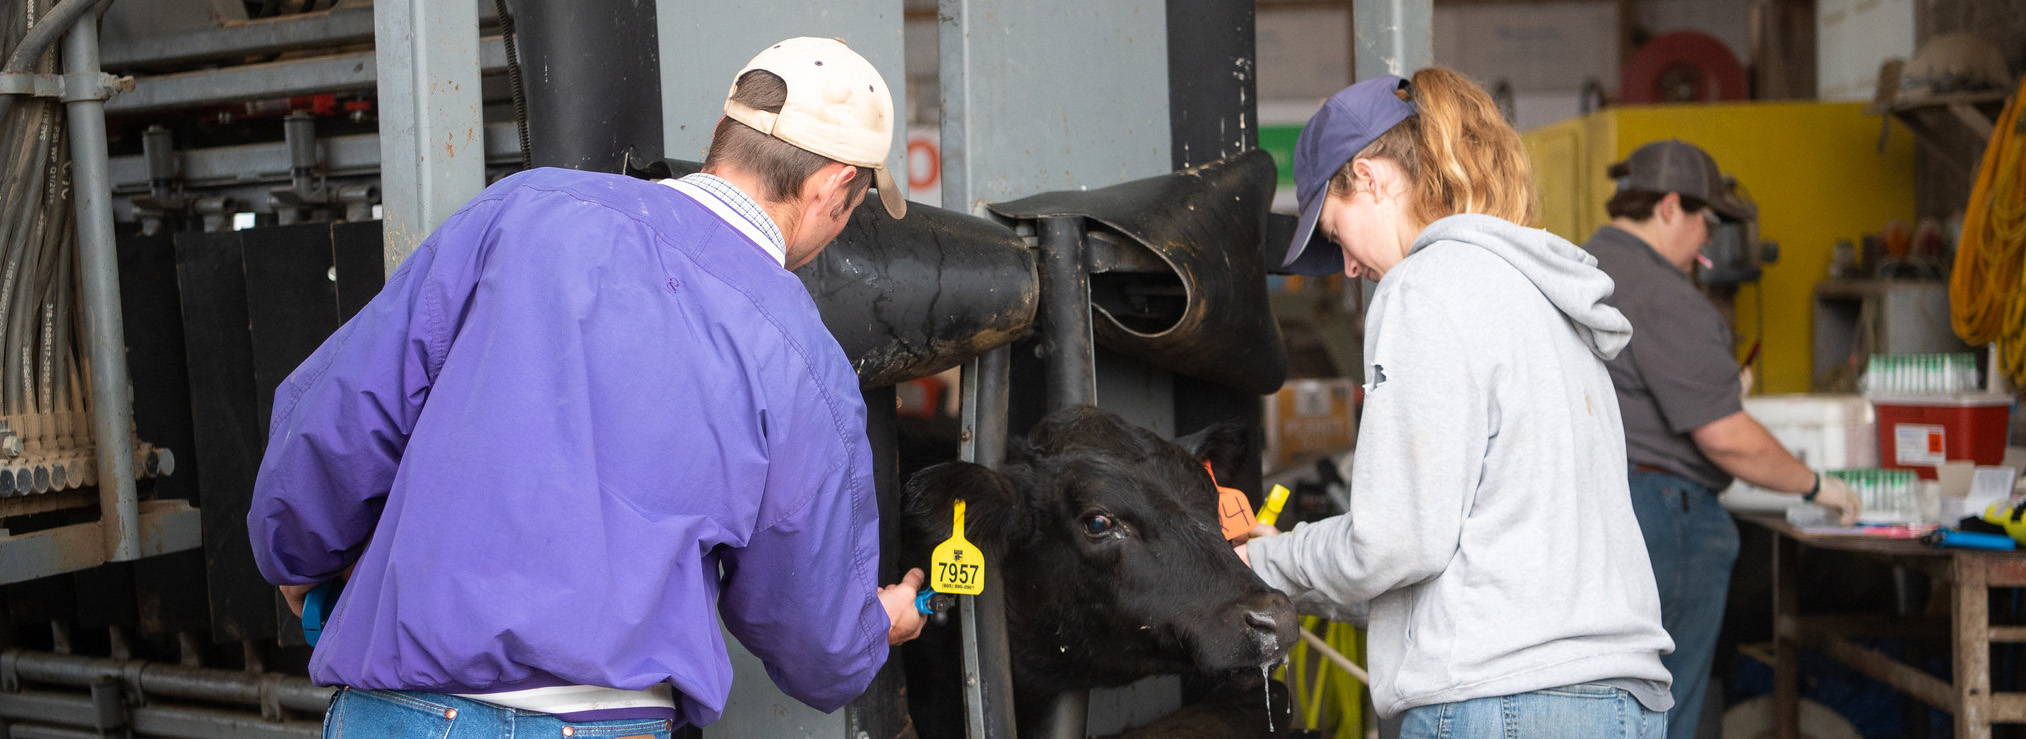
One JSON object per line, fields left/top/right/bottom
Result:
{"left": 1523, "top": 103, "right": 1917, "bottom": 394}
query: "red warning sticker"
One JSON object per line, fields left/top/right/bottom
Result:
{"left": 1894, "top": 423, "right": 1946, "bottom": 467}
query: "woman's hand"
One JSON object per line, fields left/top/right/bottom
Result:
{"left": 1811, "top": 475, "right": 1862, "bottom": 526}
{"left": 1232, "top": 523, "right": 1282, "bottom": 566}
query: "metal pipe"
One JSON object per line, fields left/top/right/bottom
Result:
{"left": 141, "top": 125, "right": 174, "bottom": 199}
{"left": 283, "top": 112, "right": 317, "bottom": 196}
{"left": 6, "top": 722, "right": 102, "bottom": 738}
{"left": 60, "top": 9, "right": 139, "bottom": 562}
{"left": 3, "top": 649, "right": 334, "bottom": 712}
{"left": 1035, "top": 691, "right": 1089, "bottom": 739}
{"left": 1039, "top": 216, "right": 1095, "bottom": 411}
{"left": 957, "top": 346, "right": 1017, "bottom": 739}
{"left": 0, "top": 689, "right": 326, "bottom": 738}
{"left": 1037, "top": 215, "right": 1094, "bottom": 738}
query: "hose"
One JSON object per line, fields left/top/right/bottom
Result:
{"left": 0, "top": 0, "right": 104, "bottom": 124}
{"left": 1952, "top": 76, "right": 2026, "bottom": 385}
{"left": 0, "top": 0, "right": 90, "bottom": 73}
{"left": 1275, "top": 616, "right": 1370, "bottom": 738}
{"left": 0, "top": 0, "right": 87, "bottom": 419}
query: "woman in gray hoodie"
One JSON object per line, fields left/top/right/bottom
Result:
{"left": 1248, "top": 68, "right": 1676, "bottom": 738}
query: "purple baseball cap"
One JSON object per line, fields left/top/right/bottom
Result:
{"left": 1280, "top": 75, "right": 1416, "bottom": 276}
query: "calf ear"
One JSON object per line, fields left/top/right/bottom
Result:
{"left": 901, "top": 461, "right": 1029, "bottom": 558}
{"left": 1174, "top": 420, "right": 1252, "bottom": 487}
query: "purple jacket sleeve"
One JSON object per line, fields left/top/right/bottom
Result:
{"left": 245, "top": 204, "right": 484, "bottom": 586}
{"left": 716, "top": 376, "right": 887, "bottom": 713}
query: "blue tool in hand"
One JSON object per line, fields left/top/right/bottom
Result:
{"left": 914, "top": 588, "right": 956, "bottom": 627}
{"left": 301, "top": 580, "right": 344, "bottom": 647}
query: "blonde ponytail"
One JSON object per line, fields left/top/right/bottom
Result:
{"left": 1329, "top": 68, "right": 1537, "bottom": 229}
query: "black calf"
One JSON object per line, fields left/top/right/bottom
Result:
{"left": 901, "top": 405, "right": 1298, "bottom": 734}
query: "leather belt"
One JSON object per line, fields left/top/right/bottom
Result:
{"left": 1633, "top": 463, "right": 1673, "bottom": 475}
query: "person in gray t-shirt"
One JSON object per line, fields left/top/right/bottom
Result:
{"left": 1584, "top": 139, "right": 1860, "bottom": 739}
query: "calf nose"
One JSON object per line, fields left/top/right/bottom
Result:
{"left": 1244, "top": 610, "right": 1278, "bottom": 632}
{"left": 1241, "top": 593, "right": 1299, "bottom": 661}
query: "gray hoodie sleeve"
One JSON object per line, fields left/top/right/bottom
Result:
{"left": 1248, "top": 280, "right": 1487, "bottom": 615}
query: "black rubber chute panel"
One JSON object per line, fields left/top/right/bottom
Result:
{"left": 504, "top": 0, "right": 663, "bottom": 173}
{"left": 626, "top": 158, "right": 1040, "bottom": 389}
{"left": 986, "top": 150, "right": 1288, "bottom": 395}
{"left": 799, "top": 201, "right": 1037, "bottom": 388}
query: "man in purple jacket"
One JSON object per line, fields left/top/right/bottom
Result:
{"left": 247, "top": 37, "right": 925, "bottom": 736}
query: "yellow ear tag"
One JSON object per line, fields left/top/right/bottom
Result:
{"left": 931, "top": 499, "right": 985, "bottom": 595}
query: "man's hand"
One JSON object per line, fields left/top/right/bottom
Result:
{"left": 278, "top": 564, "right": 356, "bottom": 619}
{"left": 279, "top": 583, "right": 315, "bottom": 618}
{"left": 1739, "top": 366, "right": 1755, "bottom": 397}
{"left": 878, "top": 568, "right": 928, "bottom": 646}
{"left": 1812, "top": 474, "right": 1862, "bottom": 526}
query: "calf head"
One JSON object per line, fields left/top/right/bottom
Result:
{"left": 902, "top": 405, "right": 1297, "bottom": 701}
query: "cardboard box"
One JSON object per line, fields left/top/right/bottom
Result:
{"left": 1264, "top": 379, "right": 1359, "bottom": 472}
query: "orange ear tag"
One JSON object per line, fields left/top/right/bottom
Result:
{"left": 930, "top": 499, "right": 985, "bottom": 595}
{"left": 1208, "top": 461, "right": 1257, "bottom": 541}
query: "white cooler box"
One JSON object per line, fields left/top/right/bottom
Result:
{"left": 1718, "top": 394, "right": 1877, "bottom": 513}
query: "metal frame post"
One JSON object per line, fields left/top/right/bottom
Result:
{"left": 942, "top": 0, "right": 1160, "bottom": 732}
{"left": 1353, "top": 0, "right": 1433, "bottom": 79}
{"left": 1039, "top": 216, "right": 1095, "bottom": 411}
{"left": 958, "top": 346, "right": 1018, "bottom": 739}
{"left": 61, "top": 10, "right": 139, "bottom": 562}
{"left": 1035, "top": 217, "right": 1093, "bottom": 738}
{"left": 373, "top": 0, "right": 486, "bottom": 272}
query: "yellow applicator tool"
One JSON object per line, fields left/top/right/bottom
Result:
{"left": 1257, "top": 484, "right": 1292, "bottom": 528}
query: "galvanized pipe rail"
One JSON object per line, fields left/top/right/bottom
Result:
{"left": 60, "top": 8, "right": 140, "bottom": 562}
{"left": 1, "top": 648, "right": 333, "bottom": 715}
{"left": 958, "top": 346, "right": 1018, "bottom": 739}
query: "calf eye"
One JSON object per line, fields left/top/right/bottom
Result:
{"left": 1081, "top": 514, "right": 1116, "bottom": 537}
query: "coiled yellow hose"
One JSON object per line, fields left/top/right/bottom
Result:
{"left": 1952, "top": 78, "right": 2026, "bottom": 385}
{"left": 1278, "top": 617, "right": 1368, "bottom": 738}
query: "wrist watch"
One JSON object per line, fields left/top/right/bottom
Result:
{"left": 1803, "top": 472, "right": 1822, "bottom": 503}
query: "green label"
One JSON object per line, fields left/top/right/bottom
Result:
{"left": 1258, "top": 125, "right": 1303, "bottom": 189}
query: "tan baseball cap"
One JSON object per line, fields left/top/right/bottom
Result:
{"left": 725, "top": 37, "right": 906, "bottom": 219}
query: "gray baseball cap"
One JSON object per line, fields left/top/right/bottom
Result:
{"left": 1610, "top": 139, "right": 1751, "bottom": 221}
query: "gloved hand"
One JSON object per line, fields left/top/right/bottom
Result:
{"left": 1811, "top": 474, "right": 1862, "bottom": 526}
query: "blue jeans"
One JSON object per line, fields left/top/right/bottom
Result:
{"left": 1628, "top": 471, "right": 1740, "bottom": 739}
{"left": 1399, "top": 683, "right": 1666, "bottom": 738}
{"left": 325, "top": 687, "right": 679, "bottom": 738}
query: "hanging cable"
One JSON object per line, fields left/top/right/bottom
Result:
{"left": 494, "top": 0, "right": 532, "bottom": 170}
